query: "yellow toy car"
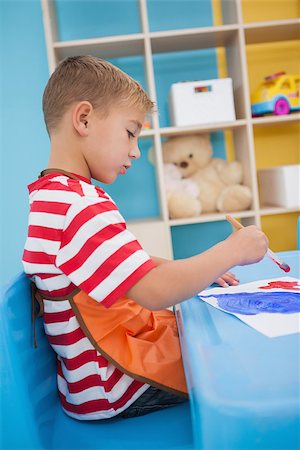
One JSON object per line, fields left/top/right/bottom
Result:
{"left": 251, "top": 72, "right": 300, "bottom": 116}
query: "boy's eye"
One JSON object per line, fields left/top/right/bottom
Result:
{"left": 127, "top": 130, "right": 135, "bottom": 138}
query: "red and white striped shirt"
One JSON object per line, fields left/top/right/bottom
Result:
{"left": 22, "top": 172, "right": 156, "bottom": 420}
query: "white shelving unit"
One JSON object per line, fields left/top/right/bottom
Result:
{"left": 41, "top": 0, "right": 300, "bottom": 258}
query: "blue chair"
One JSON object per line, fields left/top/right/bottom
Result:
{"left": 1, "top": 273, "right": 193, "bottom": 450}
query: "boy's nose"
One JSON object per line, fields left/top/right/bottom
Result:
{"left": 130, "top": 143, "right": 141, "bottom": 160}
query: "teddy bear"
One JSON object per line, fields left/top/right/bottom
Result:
{"left": 162, "top": 133, "right": 252, "bottom": 216}
{"left": 163, "top": 162, "right": 201, "bottom": 219}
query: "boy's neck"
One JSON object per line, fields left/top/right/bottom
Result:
{"left": 47, "top": 134, "right": 91, "bottom": 180}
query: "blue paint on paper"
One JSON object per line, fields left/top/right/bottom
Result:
{"left": 201, "top": 292, "right": 300, "bottom": 315}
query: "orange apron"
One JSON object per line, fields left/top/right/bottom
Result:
{"left": 33, "top": 169, "right": 188, "bottom": 397}
{"left": 33, "top": 286, "right": 188, "bottom": 397}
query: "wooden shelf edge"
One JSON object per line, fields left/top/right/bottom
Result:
{"left": 51, "top": 19, "right": 300, "bottom": 50}
{"left": 159, "top": 120, "right": 247, "bottom": 136}
{"left": 140, "top": 129, "right": 155, "bottom": 138}
{"left": 127, "top": 217, "right": 164, "bottom": 226}
{"left": 141, "top": 120, "right": 248, "bottom": 138}
{"left": 259, "top": 206, "right": 300, "bottom": 216}
{"left": 52, "top": 24, "right": 240, "bottom": 48}
{"left": 53, "top": 33, "right": 145, "bottom": 48}
{"left": 149, "top": 23, "right": 239, "bottom": 39}
{"left": 251, "top": 114, "right": 300, "bottom": 127}
{"left": 168, "top": 210, "right": 256, "bottom": 227}
{"left": 244, "top": 19, "right": 300, "bottom": 44}
{"left": 243, "top": 18, "right": 300, "bottom": 30}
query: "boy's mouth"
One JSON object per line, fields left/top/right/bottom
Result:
{"left": 119, "top": 165, "right": 130, "bottom": 175}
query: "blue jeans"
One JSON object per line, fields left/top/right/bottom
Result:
{"left": 119, "top": 386, "right": 188, "bottom": 419}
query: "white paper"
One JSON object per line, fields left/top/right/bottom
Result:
{"left": 198, "top": 276, "right": 300, "bottom": 338}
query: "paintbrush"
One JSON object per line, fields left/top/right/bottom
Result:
{"left": 225, "top": 214, "right": 290, "bottom": 273}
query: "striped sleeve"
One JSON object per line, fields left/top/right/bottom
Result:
{"left": 55, "top": 196, "right": 156, "bottom": 307}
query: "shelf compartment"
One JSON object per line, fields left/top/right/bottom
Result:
{"left": 53, "top": 34, "right": 145, "bottom": 60}
{"left": 254, "top": 121, "right": 300, "bottom": 171}
{"left": 244, "top": 19, "right": 300, "bottom": 45}
{"left": 54, "top": 0, "right": 141, "bottom": 42}
{"left": 246, "top": 39, "right": 300, "bottom": 124}
{"left": 147, "top": 0, "right": 217, "bottom": 33}
{"left": 241, "top": 0, "right": 300, "bottom": 25}
{"left": 260, "top": 211, "right": 300, "bottom": 252}
{"left": 150, "top": 25, "right": 239, "bottom": 53}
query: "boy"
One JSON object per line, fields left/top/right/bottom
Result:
{"left": 22, "top": 56, "right": 268, "bottom": 420}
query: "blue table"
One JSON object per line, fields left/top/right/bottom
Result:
{"left": 176, "top": 251, "right": 300, "bottom": 450}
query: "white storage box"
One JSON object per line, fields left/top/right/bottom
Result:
{"left": 258, "top": 164, "right": 300, "bottom": 208}
{"left": 169, "top": 78, "right": 236, "bottom": 127}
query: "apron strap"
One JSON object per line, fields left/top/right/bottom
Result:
{"left": 31, "top": 283, "right": 44, "bottom": 348}
{"left": 39, "top": 168, "right": 82, "bottom": 181}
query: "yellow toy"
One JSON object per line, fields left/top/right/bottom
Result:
{"left": 251, "top": 72, "right": 300, "bottom": 116}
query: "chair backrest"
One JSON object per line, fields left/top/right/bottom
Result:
{"left": 1, "top": 273, "right": 58, "bottom": 449}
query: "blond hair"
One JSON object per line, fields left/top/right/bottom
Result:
{"left": 42, "top": 55, "right": 155, "bottom": 135}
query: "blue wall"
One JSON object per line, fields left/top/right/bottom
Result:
{"left": 1, "top": 0, "right": 50, "bottom": 288}
{"left": 1, "top": 0, "right": 228, "bottom": 287}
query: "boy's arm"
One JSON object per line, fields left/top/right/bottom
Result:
{"left": 151, "top": 256, "right": 239, "bottom": 288}
{"left": 150, "top": 256, "right": 171, "bottom": 266}
{"left": 127, "top": 226, "right": 268, "bottom": 311}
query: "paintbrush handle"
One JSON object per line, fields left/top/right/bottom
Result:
{"left": 266, "top": 248, "right": 284, "bottom": 266}
{"left": 225, "top": 215, "right": 244, "bottom": 230}
{"left": 225, "top": 215, "right": 290, "bottom": 272}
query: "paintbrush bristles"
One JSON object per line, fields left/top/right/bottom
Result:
{"left": 267, "top": 248, "right": 291, "bottom": 273}
{"left": 280, "top": 263, "right": 291, "bottom": 272}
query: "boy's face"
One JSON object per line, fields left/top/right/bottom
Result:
{"left": 83, "top": 104, "right": 145, "bottom": 184}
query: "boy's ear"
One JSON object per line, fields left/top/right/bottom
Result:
{"left": 72, "top": 101, "right": 93, "bottom": 137}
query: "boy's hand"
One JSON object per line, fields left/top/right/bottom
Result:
{"left": 215, "top": 271, "right": 239, "bottom": 288}
{"left": 228, "top": 225, "right": 269, "bottom": 266}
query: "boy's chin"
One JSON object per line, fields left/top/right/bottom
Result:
{"left": 100, "top": 175, "right": 117, "bottom": 184}
{"left": 92, "top": 172, "right": 116, "bottom": 184}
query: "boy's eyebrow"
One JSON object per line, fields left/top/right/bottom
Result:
{"left": 129, "top": 120, "right": 142, "bottom": 130}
